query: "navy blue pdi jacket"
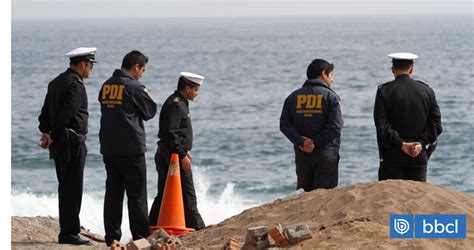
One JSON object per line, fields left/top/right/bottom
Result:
{"left": 280, "top": 79, "right": 343, "bottom": 154}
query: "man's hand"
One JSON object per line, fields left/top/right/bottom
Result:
{"left": 401, "top": 142, "right": 421, "bottom": 158}
{"left": 298, "top": 136, "right": 315, "bottom": 153}
{"left": 410, "top": 143, "right": 422, "bottom": 157}
{"left": 181, "top": 155, "right": 191, "bottom": 171}
{"left": 39, "top": 133, "right": 53, "bottom": 149}
{"left": 186, "top": 151, "right": 193, "bottom": 161}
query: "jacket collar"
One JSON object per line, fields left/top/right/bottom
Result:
{"left": 113, "top": 69, "right": 135, "bottom": 80}
{"left": 66, "top": 68, "right": 83, "bottom": 81}
{"left": 303, "top": 79, "right": 330, "bottom": 89}
{"left": 174, "top": 90, "right": 189, "bottom": 104}
{"left": 395, "top": 74, "right": 410, "bottom": 79}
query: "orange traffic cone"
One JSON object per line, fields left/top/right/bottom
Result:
{"left": 150, "top": 154, "right": 195, "bottom": 236}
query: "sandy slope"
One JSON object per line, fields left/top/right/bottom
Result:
{"left": 181, "top": 180, "right": 474, "bottom": 249}
{"left": 12, "top": 180, "right": 474, "bottom": 249}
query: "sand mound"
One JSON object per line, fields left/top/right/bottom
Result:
{"left": 11, "top": 180, "right": 474, "bottom": 249}
{"left": 181, "top": 180, "right": 474, "bottom": 249}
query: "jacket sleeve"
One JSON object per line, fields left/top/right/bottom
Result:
{"left": 38, "top": 91, "right": 51, "bottom": 133}
{"left": 280, "top": 96, "right": 305, "bottom": 146}
{"left": 419, "top": 88, "right": 442, "bottom": 145}
{"left": 132, "top": 85, "right": 157, "bottom": 121}
{"left": 374, "top": 87, "right": 403, "bottom": 149}
{"left": 54, "top": 81, "right": 84, "bottom": 130}
{"left": 314, "top": 94, "right": 343, "bottom": 148}
{"left": 165, "top": 104, "right": 187, "bottom": 158}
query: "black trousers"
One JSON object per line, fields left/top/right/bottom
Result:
{"left": 51, "top": 133, "right": 87, "bottom": 240}
{"left": 295, "top": 150, "right": 339, "bottom": 192}
{"left": 149, "top": 146, "right": 205, "bottom": 230}
{"left": 103, "top": 154, "right": 150, "bottom": 246}
{"left": 378, "top": 161, "right": 427, "bottom": 182}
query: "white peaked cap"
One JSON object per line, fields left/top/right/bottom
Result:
{"left": 180, "top": 72, "right": 205, "bottom": 85}
{"left": 387, "top": 52, "right": 418, "bottom": 60}
{"left": 65, "top": 47, "right": 97, "bottom": 58}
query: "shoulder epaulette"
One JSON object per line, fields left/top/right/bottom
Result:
{"left": 416, "top": 80, "right": 429, "bottom": 86}
{"left": 378, "top": 82, "right": 390, "bottom": 89}
{"left": 70, "top": 73, "right": 83, "bottom": 84}
{"left": 76, "top": 77, "right": 84, "bottom": 84}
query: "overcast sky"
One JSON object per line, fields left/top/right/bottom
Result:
{"left": 12, "top": 0, "right": 473, "bottom": 19}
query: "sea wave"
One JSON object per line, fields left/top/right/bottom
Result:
{"left": 12, "top": 168, "right": 258, "bottom": 242}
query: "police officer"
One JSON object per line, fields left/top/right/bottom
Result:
{"left": 374, "top": 52, "right": 442, "bottom": 182}
{"left": 280, "top": 59, "right": 343, "bottom": 191}
{"left": 99, "top": 50, "right": 157, "bottom": 245}
{"left": 38, "top": 47, "right": 96, "bottom": 245}
{"left": 149, "top": 72, "right": 205, "bottom": 230}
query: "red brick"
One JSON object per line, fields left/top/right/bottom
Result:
{"left": 110, "top": 239, "right": 126, "bottom": 250}
{"left": 268, "top": 226, "right": 288, "bottom": 246}
{"left": 223, "top": 237, "right": 239, "bottom": 250}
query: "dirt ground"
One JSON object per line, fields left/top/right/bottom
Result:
{"left": 12, "top": 180, "right": 474, "bottom": 249}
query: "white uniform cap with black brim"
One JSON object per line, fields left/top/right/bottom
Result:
{"left": 388, "top": 52, "right": 418, "bottom": 67}
{"left": 65, "top": 47, "right": 98, "bottom": 63}
{"left": 180, "top": 72, "right": 205, "bottom": 86}
{"left": 388, "top": 52, "right": 418, "bottom": 60}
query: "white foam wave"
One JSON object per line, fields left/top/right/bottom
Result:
{"left": 11, "top": 192, "right": 111, "bottom": 239}
{"left": 193, "top": 167, "right": 258, "bottom": 225}
{"left": 11, "top": 166, "right": 257, "bottom": 242}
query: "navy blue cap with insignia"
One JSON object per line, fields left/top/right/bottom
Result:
{"left": 65, "top": 47, "right": 97, "bottom": 63}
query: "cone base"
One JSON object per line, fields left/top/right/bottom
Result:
{"left": 150, "top": 225, "right": 195, "bottom": 236}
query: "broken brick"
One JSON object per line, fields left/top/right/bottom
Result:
{"left": 268, "top": 225, "right": 288, "bottom": 246}
{"left": 126, "top": 238, "right": 152, "bottom": 250}
{"left": 110, "top": 240, "right": 126, "bottom": 250}
{"left": 284, "top": 223, "right": 312, "bottom": 244}
{"left": 223, "top": 237, "right": 239, "bottom": 250}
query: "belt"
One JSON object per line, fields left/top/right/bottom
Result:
{"left": 68, "top": 128, "right": 86, "bottom": 141}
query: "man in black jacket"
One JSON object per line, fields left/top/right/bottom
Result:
{"left": 38, "top": 47, "right": 96, "bottom": 245}
{"left": 99, "top": 50, "right": 157, "bottom": 245}
{"left": 149, "top": 72, "right": 205, "bottom": 231}
{"left": 374, "top": 52, "right": 442, "bottom": 182}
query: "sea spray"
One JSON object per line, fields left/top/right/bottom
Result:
{"left": 12, "top": 165, "right": 258, "bottom": 242}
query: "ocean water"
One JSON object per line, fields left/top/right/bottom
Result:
{"left": 11, "top": 15, "right": 473, "bottom": 241}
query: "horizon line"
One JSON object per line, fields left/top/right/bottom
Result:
{"left": 11, "top": 13, "right": 473, "bottom": 21}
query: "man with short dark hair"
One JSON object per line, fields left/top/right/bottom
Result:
{"left": 280, "top": 59, "right": 344, "bottom": 191}
{"left": 38, "top": 47, "right": 97, "bottom": 245}
{"left": 374, "top": 52, "right": 442, "bottom": 182}
{"left": 149, "top": 72, "right": 205, "bottom": 231}
{"left": 99, "top": 50, "right": 157, "bottom": 245}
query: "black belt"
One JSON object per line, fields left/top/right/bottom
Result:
{"left": 67, "top": 128, "right": 86, "bottom": 141}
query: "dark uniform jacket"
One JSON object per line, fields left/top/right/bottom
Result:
{"left": 374, "top": 74, "right": 442, "bottom": 166}
{"left": 99, "top": 69, "right": 157, "bottom": 155}
{"left": 157, "top": 91, "right": 193, "bottom": 159}
{"left": 38, "top": 68, "right": 89, "bottom": 136}
{"left": 280, "top": 79, "right": 344, "bottom": 154}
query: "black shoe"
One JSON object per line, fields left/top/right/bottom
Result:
{"left": 58, "top": 235, "right": 92, "bottom": 245}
